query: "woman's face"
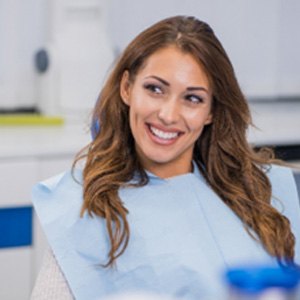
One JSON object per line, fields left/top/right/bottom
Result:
{"left": 120, "top": 46, "right": 213, "bottom": 178}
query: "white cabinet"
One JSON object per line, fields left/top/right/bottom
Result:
{"left": 0, "top": 156, "right": 74, "bottom": 300}
{"left": 0, "top": 0, "right": 46, "bottom": 109}
{"left": 0, "top": 159, "right": 38, "bottom": 299}
{"left": 0, "top": 124, "right": 89, "bottom": 300}
{"left": 0, "top": 159, "right": 38, "bottom": 207}
{"left": 0, "top": 248, "right": 32, "bottom": 300}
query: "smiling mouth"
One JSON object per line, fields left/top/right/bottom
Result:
{"left": 147, "top": 124, "right": 182, "bottom": 140}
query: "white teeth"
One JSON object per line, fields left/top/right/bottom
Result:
{"left": 150, "top": 126, "right": 179, "bottom": 140}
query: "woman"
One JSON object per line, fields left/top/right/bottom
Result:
{"left": 31, "top": 16, "right": 300, "bottom": 300}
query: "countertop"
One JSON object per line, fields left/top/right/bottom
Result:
{"left": 0, "top": 122, "right": 91, "bottom": 159}
{"left": 248, "top": 101, "right": 300, "bottom": 145}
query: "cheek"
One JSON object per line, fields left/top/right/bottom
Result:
{"left": 130, "top": 94, "right": 157, "bottom": 119}
{"left": 184, "top": 110, "right": 211, "bottom": 131}
{"left": 128, "top": 100, "right": 149, "bottom": 130}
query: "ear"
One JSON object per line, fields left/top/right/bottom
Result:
{"left": 204, "top": 112, "right": 213, "bottom": 125}
{"left": 120, "top": 70, "right": 131, "bottom": 106}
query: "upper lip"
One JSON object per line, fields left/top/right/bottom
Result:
{"left": 146, "top": 123, "right": 184, "bottom": 134}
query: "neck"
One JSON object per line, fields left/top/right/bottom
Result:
{"left": 144, "top": 161, "right": 193, "bottom": 179}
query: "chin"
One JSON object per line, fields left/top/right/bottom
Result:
{"left": 144, "top": 153, "right": 176, "bottom": 165}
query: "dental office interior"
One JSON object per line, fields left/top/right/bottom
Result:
{"left": 1, "top": 0, "right": 300, "bottom": 299}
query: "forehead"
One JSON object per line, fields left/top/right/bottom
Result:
{"left": 136, "top": 46, "right": 210, "bottom": 88}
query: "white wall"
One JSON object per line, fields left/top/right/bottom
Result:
{"left": 107, "top": 0, "right": 300, "bottom": 98}
{"left": 277, "top": 1, "right": 300, "bottom": 95}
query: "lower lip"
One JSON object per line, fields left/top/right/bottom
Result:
{"left": 145, "top": 124, "right": 181, "bottom": 146}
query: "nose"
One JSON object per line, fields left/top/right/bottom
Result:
{"left": 157, "top": 97, "right": 180, "bottom": 125}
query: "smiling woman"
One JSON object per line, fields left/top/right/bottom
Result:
{"left": 31, "top": 16, "right": 300, "bottom": 300}
{"left": 120, "top": 46, "right": 213, "bottom": 177}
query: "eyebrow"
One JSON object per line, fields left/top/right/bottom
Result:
{"left": 145, "top": 75, "right": 209, "bottom": 93}
{"left": 146, "top": 76, "right": 170, "bottom": 86}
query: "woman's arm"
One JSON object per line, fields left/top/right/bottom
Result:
{"left": 30, "top": 248, "right": 74, "bottom": 300}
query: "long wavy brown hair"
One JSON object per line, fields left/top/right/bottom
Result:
{"left": 75, "top": 16, "right": 296, "bottom": 267}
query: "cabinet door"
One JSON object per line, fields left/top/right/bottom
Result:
{"left": 0, "top": 158, "right": 38, "bottom": 300}
{"left": 0, "top": 248, "right": 32, "bottom": 300}
{"left": 0, "top": 158, "right": 38, "bottom": 207}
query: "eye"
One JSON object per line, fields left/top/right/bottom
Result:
{"left": 185, "top": 94, "right": 203, "bottom": 104}
{"left": 144, "top": 83, "right": 163, "bottom": 95}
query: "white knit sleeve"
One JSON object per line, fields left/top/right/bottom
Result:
{"left": 30, "top": 248, "right": 74, "bottom": 300}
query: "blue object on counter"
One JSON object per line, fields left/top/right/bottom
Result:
{"left": 225, "top": 265, "right": 300, "bottom": 294}
{"left": 0, "top": 206, "right": 33, "bottom": 248}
